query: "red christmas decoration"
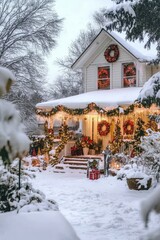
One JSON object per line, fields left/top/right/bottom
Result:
{"left": 98, "top": 120, "right": 110, "bottom": 136}
{"left": 104, "top": 44, "right": 119, "bottom": 63}
{"left": 123, "top": 63, "right": 136, "bottom": 87}
{"left": 123, "top": 120, "right": 134, "bottom": 135}
{"left": 98, "top": 68, "right": 109, "bottom": 79}
{"left": 124, "top": 64, "right": 136, "bottom": 76}
{"left": 48, "top": 128, "right": 53, "bottom": 134}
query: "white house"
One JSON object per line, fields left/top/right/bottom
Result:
{"left": 72, "top": 28, "right": 159, "bottom": 91}
{"left": 36, "top": 28, "right": 160, "bottom": 162}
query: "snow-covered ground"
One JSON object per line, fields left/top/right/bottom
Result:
{"left": 32, "top": 169, "right": 160, "bottom": 240}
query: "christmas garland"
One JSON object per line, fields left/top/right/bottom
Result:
{"left": 36, "top": 103, "right": 142, "bottom": 117}
{"left": 98, "top": 120, "right": 110, "bottom": 136}
{"left": 123, "top": 119, "right": 134, "bottom": 135}
{"left": 104, "top": 44, "right": 119, "bottom": 63}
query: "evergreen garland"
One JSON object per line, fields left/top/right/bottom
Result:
{"left": 36, "top": 103, "right": 138, "bottom": 117}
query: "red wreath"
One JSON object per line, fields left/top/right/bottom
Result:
{"left": 98, "top": 120, "right": 110, "bottom": 136}
{"left": 124, "top": 64, "right": 136, "bottom": 76}
{"left": 104, "top": 44, "right": 119, "bottom": 63}
{"left": 123, "top": 120, "right": 134, "bottom": 135}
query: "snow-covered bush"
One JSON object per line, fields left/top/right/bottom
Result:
{"left": 0, "top": 160, "right": 58, "bottom": 213}
{"left": 137, "top": 72, "right": 160, "bottom": 107}
{"left": 0, "top": 67, "right": 58, "bottom": 213}
{"left": 140, "top": 129, "right": 160, "bottom": 181}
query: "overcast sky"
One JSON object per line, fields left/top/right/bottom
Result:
{"left": 46, "top": 0, "right": 113, "bottom": 83}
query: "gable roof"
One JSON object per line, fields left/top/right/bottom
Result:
{"left": 72, "top": 28, "right": 153, "bottom": 70}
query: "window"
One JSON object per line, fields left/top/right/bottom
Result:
{"left": 98, "top": 66, "right": 110, "bottom": 90}
{"left": 123, "top": 63, "right": 136, "bottom": 87}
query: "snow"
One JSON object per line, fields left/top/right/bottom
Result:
{"left": 0, "top": 66, "right": 16, "bottom": 95}
{"left": 141, "top": 185, "right": 160, "bottom": 227}
{"left": 109, "top": 31, "right": 154, "bottom": 61}
{"left": 29, "top": 170, "right": 160, "bottom": 240}
{"left": 0, "top": 211, "right": 80, "bottom": 240}
{"left": 138, "top": 72, "right": 160, "bottom": 101}
{"left": 0, "top": 100, "right": 30, "bottom": 161}
{"left": 36, "top": 87, "right": 141, "bottom": 109}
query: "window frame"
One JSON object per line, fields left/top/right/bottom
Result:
{"left": 97, "top": 66, "right": 110, "bottom": 90}
{"left": 122, "top": 62, "right": 137, "bottom": 88}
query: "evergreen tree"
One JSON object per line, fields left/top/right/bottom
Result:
{"left": 134, "top": 117, "right": 146, "bottom": 154}
{"left": 146, "top": 118, "right": 158, "bottom": 132}
{"left": 110, "top": 119, "right": 123, "bottom": 154}
{"left": 134, "top": 118, "right": 146, "bottom": 143}
{"left": 95, "top": 0, "right": 160, "bottom": 63}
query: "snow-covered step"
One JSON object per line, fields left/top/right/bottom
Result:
{"left": 53, "top": 163, "right": 87, "bottom": 174}
{"left": 53, "top": 155, "right": 103, "bottom": 174}
{"left": 63, "top": 161, "right": 87, "bottom": 166}
{"left": 54, "top": 163, "right": 87, "bottom": 170}
{"left": 63, "top": 157, "right": 88, "bottom": 162}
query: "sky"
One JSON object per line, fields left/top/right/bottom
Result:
{"left": 46, "top": 0, "right": 113, "bottom": 83}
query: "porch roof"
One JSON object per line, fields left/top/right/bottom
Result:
{"left": 36, "top": 87, "right": 142, "bottom": 110}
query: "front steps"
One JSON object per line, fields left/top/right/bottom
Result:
{"left": 53, "top": 155, "right": 103, "bottom": 174}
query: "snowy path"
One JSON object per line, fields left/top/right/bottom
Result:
{"left": 32, "top": 170, "right": 159, "bottom": 240}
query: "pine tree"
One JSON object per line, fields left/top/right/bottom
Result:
{"left": 110, "top": 119, "right": 123, "bottom": 154}
{"left": 99, "top": 0, "right": 160, "bottom": 63}
{"left": 146, "top": 118, "right": 158, "bottom": 132}
{"left": 134, "top": 118, "right": 146, "bottom": 143}
{"left": 134, "top": 118, "right": 146, "bottom": 154}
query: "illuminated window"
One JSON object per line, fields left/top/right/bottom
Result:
{"left": 123, "top": 63, "right": 136, "bottom": 87}
{"left": 98, "top": 66, "right": 110, "bottom": 90}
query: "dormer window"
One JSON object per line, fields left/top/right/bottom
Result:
{"left": 98, "top": 66, "right": 110, "bottom": 90}
{"left": 123, "top": 63, "right": 136, "bottom": 87}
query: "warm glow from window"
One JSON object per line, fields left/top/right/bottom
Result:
{"left": 98, "top": 66, "right": 110, "bottom": 90}
{"left": 123, "top": 63, "right": 136, "bottom": 87}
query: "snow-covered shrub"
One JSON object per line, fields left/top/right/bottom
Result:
{"left": 137, "top": 72, "right": 160, "bottom": 107}
{"left": 0, "top": 67, "right": 58, "bottom": 213}
{"left": 140, "top": 129, "right": 160, "bottom": 181}
{"left": 0, "top": 100, "right": 30, "bottom": 165}
{"left": 117, "top": 156, "right": 145, "bottom": 179}
{"left": 0, "top": 159, "right": 58, "bottom": 213}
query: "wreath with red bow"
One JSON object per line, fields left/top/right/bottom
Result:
{"left": 104, "top": 44, "right": 119, "bottom": 63}
{"left": 98, "top": 120, "right": 110, "bottom": 136}
{"left": 123, "top": 120, "right": 134, "bottom": 135}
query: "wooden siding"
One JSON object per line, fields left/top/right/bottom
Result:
{"left": 85, "top": 40, "right": 139, "bottom": 91}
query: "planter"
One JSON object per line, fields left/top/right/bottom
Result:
{"left": 83, "top": 147, "right": 89, "bottom": 155}
{"left": 127, "top": 177, "right": 152, "bottom": 190}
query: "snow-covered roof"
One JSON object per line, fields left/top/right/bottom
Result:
{"left": 36, "top": 87, "right": 142, "bottom": 110}
{"left": 72, "top": 28, "right": 154, "bottom": 70}
{"left": 138, "top": 72, "right": 160, "bottom": 100}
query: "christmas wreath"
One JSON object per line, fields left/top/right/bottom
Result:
{"left": 104, "top": 44, "right": 119, "bottom": 63}
{"left": 124, "top": 64, "right": 136, "bottom": 76}
{"left": 123, "top": 120, "right": 134, "bottom": 135}
{"left": 98, "top": 120, "right": 110, "bottom": 136}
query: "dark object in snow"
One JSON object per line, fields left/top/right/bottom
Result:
{"left": 127, "top": 178, "right": 152, "bottom": 190}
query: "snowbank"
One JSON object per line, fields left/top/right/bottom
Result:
{"left": 0, "top": 211, "right": 80, "bottom": 240}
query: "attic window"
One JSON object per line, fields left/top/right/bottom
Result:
{"left": 123, "top": 63, "right": 136, "bottom": 87}
{"left": 98, "top": 66, "right": 110, "bottom": 90}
